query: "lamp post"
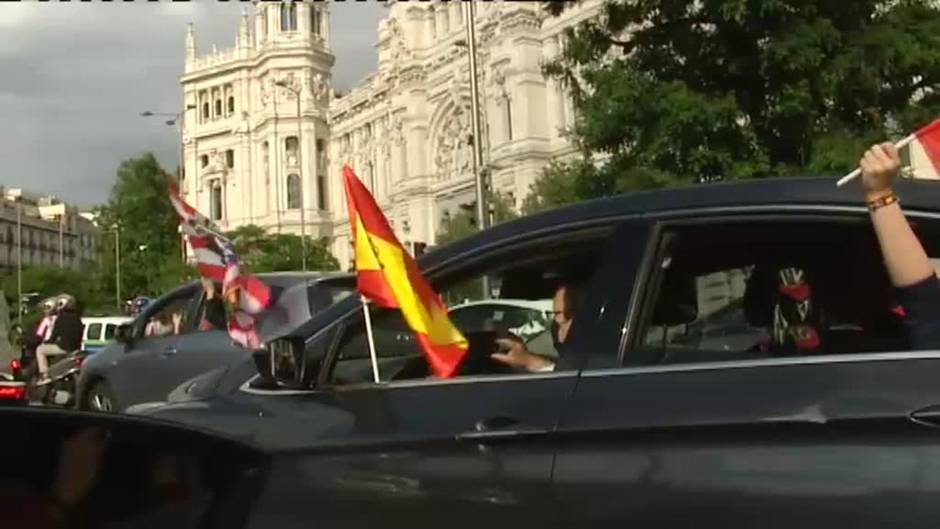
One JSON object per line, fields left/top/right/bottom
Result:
{"left": 15, "top": 201, "right": 22, "bottom": 324}
{"left": 142, "top": 105, "right": 197, "bottom": 265}
{"left": 462, "top": 1, "right": 488, "bottom": 234}
{"left": 274, "top": 80, "right": 307, "bottom": 271}
{"left": 99, "top": 228, "right": 122, "bottom": 311}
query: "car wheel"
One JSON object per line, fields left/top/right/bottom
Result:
{"left": 85, "top": 381, "right": 118, "bottom": 413}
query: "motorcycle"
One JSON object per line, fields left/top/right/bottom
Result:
{"left": 31, "top": 349, "right": 88, "bottom": 407}
{"left": 8, "top": 336, "right": 88, "bottom": 407}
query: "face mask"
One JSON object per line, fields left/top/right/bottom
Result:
{"left": 551, "top": 321, "right": 564, "bottom": 349}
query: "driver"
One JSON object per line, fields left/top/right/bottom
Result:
{"left": 491, "top": 283, "right": 580, "bottom": 372}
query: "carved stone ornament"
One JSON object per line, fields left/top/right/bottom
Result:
{"left": 312, "top": 73, "right": 331, "bottom": 103}
{"left": 435, "top": 108, "right": 473, "bottom": 180}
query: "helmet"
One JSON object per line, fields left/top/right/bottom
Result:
{"left": 56, "top": 294, "right": 76, "bottom": 311}
{"left": 40, "top": 297, "right": 57, "bottom": 314}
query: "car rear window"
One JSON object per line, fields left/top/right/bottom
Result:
{"left": 86, "top": 323, "right": 102, "bottom": 341}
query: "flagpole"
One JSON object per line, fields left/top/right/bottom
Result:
{"left": 836, "top": 133, "right": 917, "bottom": 187}
{"left": 361, "top": 295, "right": 381, "bottom": 383}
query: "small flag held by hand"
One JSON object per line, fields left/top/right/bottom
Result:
{"left": 837, "top": 119, "right": 940, "bottom": 186}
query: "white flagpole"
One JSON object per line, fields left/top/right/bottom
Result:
{"left": 361, "top": 295, "right": 381, "bottom": 383}
{"left": 836, "top": 133, "right": 917, "bottom": 187}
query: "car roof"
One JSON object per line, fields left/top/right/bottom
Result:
{"left": 81, "top": 316, "right": 131, "bottom": 324}
{"left": 421, "top": 177, "right": 940, "bottom": 269}
{"left": 254, "top": 271, "right": 351, "bottom": 288}
{"left": 450, "top": 299, "right": 553, "bottom": 311}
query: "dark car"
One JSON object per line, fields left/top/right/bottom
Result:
{"left": 134, "top": 178, "right": 940, "bottom": 528}
{"left": 77, "top": 272, "right": 354, "bottom": 413}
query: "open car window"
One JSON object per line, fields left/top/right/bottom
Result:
{"left": 325, "top": 228, "right": 615, "bottom": 386}
{"left": 632, "top": 216, "right": 940, "bottom": 366}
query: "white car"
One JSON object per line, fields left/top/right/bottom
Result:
{"left": 448, "top": 298, "right": 554, "bottom": 342}
{"left": 81, "top": 316, "right": 132, "bottom": 354}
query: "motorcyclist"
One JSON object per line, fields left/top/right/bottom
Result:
{"left": 35, "top": 297, "right": 58, "bottom": 344}
{"left": 35, "top": 294, "right": 83, "bottom": 384}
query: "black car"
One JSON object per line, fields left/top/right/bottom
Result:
{"left": 78, "top": 272, "right": 354, "bottom": 413}
{"left": 135, "top": 178, "right": 940, "bottom": 528}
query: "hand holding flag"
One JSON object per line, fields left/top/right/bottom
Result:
{"left": 168, "top": 181, "right": 272, "bottom": 349}
{"left": 837, "top": 119, "right": 940, "bottom": 187}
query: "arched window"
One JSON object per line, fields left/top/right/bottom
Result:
{"left": 281, "top": 2, "right": 297, "bottom": 32}
{"left": 285, "top": 136, "right": 299, "bottom": 165}
{"left": 200, "top": 155, "right": 209, "bottom": 168}
{"left": 202, "top": 102, "right": 210, "bottom": 121}
{"left": 286, "top": 174, "right": 301, "bottom": 209}
{"left": 227, "top": 96, "right": 235, "bottom": 114}
{"left": 311, "top": 6, "right": 322, "bottom": 36}
{"left": 214, "top": 99, "right": 222, "bottom": 118}
{"left": 210, "top": 179, "right": 223, "bottom": 221}
{"left": 504, "top": 96, "right": 514, "bottom": 142}
{"left": 225, "top": 149, "right": 235, "bottom": 169}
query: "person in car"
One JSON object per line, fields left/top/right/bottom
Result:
{"left": 491, "top": 283, "right": 580, "bottom": 372}
{"left": 199, "top": 278, "right": 227, "bottom": 331}
{"left": 36, "top": 294, "right": 83, "bottom": 383}
{"left": 859, "top": 142, "right": 940, "bottom": 349}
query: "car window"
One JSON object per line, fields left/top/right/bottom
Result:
{"left": 633, "top": 218, "right": 940, "bottom": 366}
{"left": 86, "top": 323, "right": 103, "bottom": 341}
{"left": 328, "top": 230, "right": 614, "bottom": 385}
{"left": 104, "top": 324, "right": 117, "bottom": 340}
{"left": 137, "top": 291, "right": 198, "bottom": 339}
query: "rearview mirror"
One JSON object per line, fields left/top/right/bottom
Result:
{"left": 254, "top": 336, "right": 308, "bottom": 389}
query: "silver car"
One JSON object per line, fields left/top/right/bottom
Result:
{"left": 77, "top": 272, "right": 354, "bottom": 412}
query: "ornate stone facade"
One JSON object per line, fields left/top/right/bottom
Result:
{"left": 328, "top": 0, "right": 604, "bottom": 268}
{"left": 179, "top": 1, "right": 333, "bottom": 237}
{"left": 180, "top": 0, "right": 603, "bottom": 268}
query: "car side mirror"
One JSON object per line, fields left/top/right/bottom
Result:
{"left": 254, "top": 336, "right": 310, "bottom": 389}
{"left": 114, "top": 324, "right": 133, "bottom": 344}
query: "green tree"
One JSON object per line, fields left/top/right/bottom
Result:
{"left": 530, "top": 0, "right": 940, "bottom": 204}
{"left": 96, "top": 153, "right": 186, "bottom": 299}
{"left": 435, "top": 193, "right": 518, "bottom": 247}
{"left": 227, "top": 224, "right": 339, "bottom": 273}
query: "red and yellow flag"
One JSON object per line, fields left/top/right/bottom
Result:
{"left": 343, "top": 165, "right": 468, "bottom": 378}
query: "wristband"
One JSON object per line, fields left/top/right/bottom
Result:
{"left": 868, "top": 192, "right": 899, "bottom": 212}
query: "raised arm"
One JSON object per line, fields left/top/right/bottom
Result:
{"left": 860, "top": 143, "right": 935, "bottom": 287}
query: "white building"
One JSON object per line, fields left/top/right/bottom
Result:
{"left": 180, "top": 0, "right": 603, "bottom": 269}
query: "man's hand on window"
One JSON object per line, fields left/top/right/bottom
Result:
{"left": 492, "top": 337, "right": 555, "bottom": 372}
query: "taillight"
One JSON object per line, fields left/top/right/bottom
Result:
{"left": 0, "top": 384, "right": 27, "bottom": 400}
{"left": 9, "top": 359, "right": 20, "bottom": 372}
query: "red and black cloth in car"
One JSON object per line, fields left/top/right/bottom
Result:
{"left": 896, "top": 275, "right": 940, "bottom": 350}
{"left": 769, "top": 267, "right": 825, "bottom": 355}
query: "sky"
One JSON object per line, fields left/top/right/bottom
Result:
{"left": 0, "top": 0, "right": 386, "bottom": 209}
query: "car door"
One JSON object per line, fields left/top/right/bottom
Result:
{"left": 553, "top": 212, "right": 940, "bottom": 528}
{"left": 243, "top": 223, "right": 644, "bottom": 529}
{"left": 110, "top": 286, "right": 200, "bottom": 405}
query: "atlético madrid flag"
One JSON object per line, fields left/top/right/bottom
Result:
{"left": 343, "top": 165, "right": 468, "bottom": 378}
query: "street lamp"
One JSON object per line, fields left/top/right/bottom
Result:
{"left": 99, "top": 228, "right": 121, "bottom": 312}
{"left": 274, "top": 79, "right": 308, "bottom": 271}
{"left": 142, "top": 105, "right": 197, "bottom": 265}
{"left": 461, "top": 2, "right": 489, "bottom": 235}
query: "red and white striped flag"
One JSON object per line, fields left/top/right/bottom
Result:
{"left": 168, "top": 182, "right": 272, "bottom": 348}
{"left": 838, "top": 118, "right": 940, "bottom": 186}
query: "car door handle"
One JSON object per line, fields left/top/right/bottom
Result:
{"left": 161, "top": 347, "right": 178, "bottom": 357}
{"left": 911, "top": 405, "right": 940, "bottom": 428}
{"left": 456, "top": 416, "right": 548, "bottom": 442}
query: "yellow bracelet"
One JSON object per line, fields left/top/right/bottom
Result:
{"left": 868, "top": 193, "right": 899, "bottom": 212}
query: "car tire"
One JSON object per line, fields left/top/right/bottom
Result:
{"left": 85, "top": 380, "right": 118, "bottom": 413}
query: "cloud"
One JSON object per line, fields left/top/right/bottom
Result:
{"left": 0, "top": 0, "right": 385, "bottom": 207}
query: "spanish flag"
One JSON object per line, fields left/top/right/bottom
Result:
{"left": 343, "top": 165, "right": 468, "bottom": 378}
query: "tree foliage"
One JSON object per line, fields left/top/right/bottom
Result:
{"left": 435, "top": 193, "right": 518, "bottom": 247}
{"left": 531, "top": 0, "right": 940, "bottom": 204}
{"left": 227, "top": 224, "right": 339, "bottom": 273}
{"left": 95, "top": 153, "right": 185, "bottom": 300}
